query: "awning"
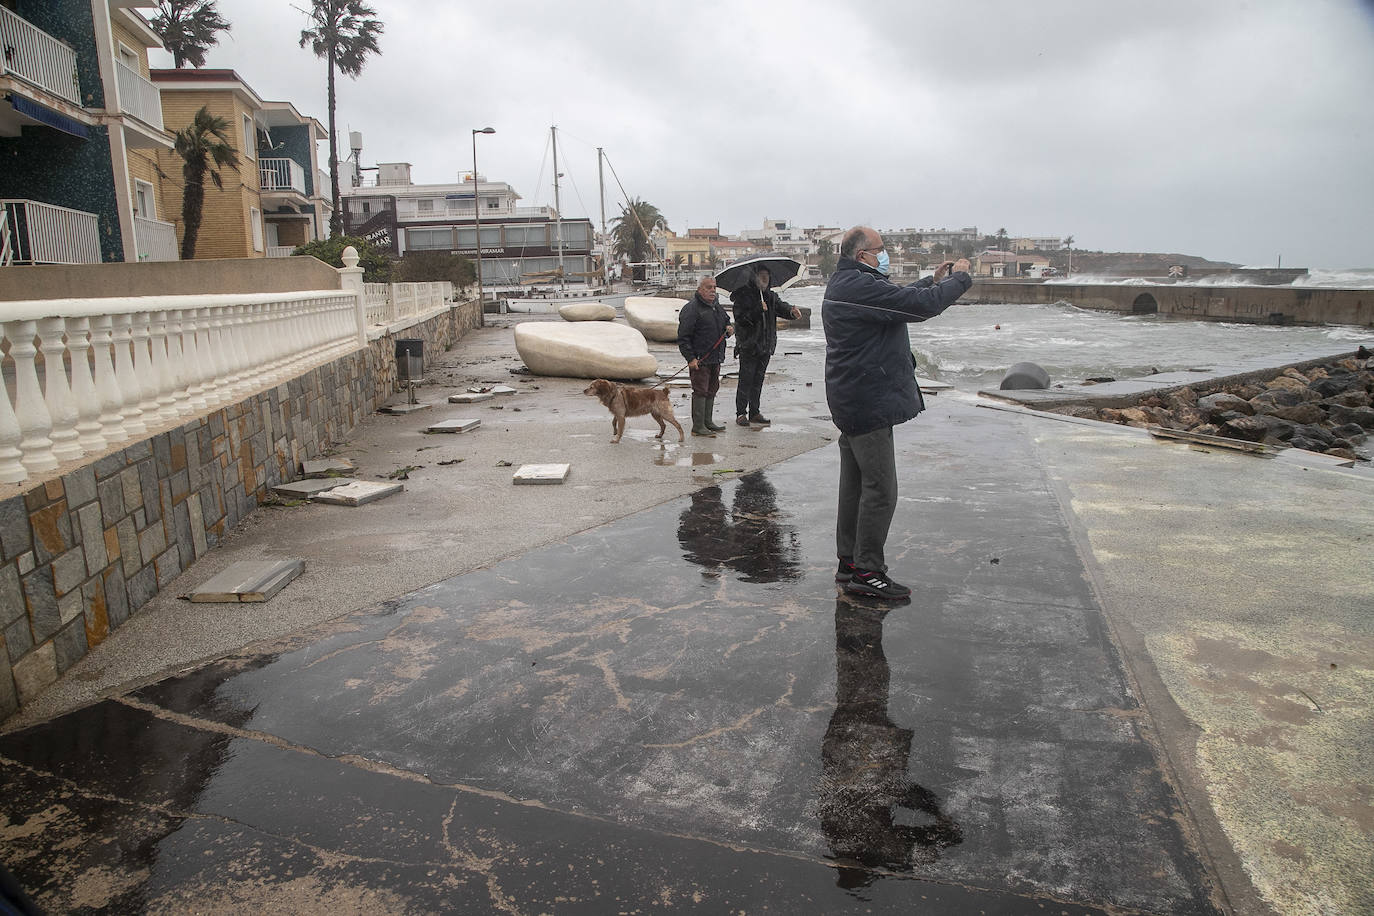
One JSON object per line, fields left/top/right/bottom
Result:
{"left": 8, "top": 93, "right": 90, "bottom": 139}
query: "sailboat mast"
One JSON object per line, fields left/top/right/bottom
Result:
{"left": 597, "top": 147, "right": 606, "bottom": 235}
{"left": 551, "top": 125, "right": 565, "bottom": 292}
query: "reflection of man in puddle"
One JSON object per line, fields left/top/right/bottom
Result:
{"left": 820, "top": 597, "right": 961, "bottom": 890}
{"left": 676, "top": 472, "right": 801, "bottom": 584}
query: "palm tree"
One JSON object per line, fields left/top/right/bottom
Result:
{"left": 150, "top": 0, "right": 230, "bottom": 69}
{"left": 1063, "top": 235, "right": 1074, "bottom": 275}
{"left": 173, "top": 106, "right": 239, "bottom": 260}
{"left": 300, "top": 0, "right": 384, "bottom": 237}
{"left": 996, "top": 227, "right": 1008, "bottom": 251}
{"left": 610, "top": 197, "right": 667, "bottom": 264}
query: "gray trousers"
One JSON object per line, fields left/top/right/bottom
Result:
{"left": 835, "top": 425, "right": 898, "bottom": 573}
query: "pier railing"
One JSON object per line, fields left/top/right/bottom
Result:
{"left": 0, "top": 291, "right": 363, "bottom": 485}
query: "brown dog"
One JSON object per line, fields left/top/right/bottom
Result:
{"left": 582, "top": 379, "right": 684, "bottom": 444}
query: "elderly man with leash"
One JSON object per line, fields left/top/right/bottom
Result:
{"left": 823, "top": 226, "right": 973, "bottom": 600}
{"left": 676, "top": 276, "right": 733, "bottom": 437}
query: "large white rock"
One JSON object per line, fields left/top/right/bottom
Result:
{"left": 623, "top": 296, "right": 686, "bottom": 342}
{"left": 514, "top": 321, "right": 658, "bottom": 380}
{"left": 559, "top": 301, "right": 617, "bottom": 322}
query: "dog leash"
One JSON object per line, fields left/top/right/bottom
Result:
{"left": 650, "top": 329, "right": 729, "bottom": 389}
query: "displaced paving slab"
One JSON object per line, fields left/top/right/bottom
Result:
{"left": 312, "top": 480, "right": 404, "bottom": 506}
{"left": 448, "top": 392, "right": 494, "bottom": 404}
{"left": 301, "top": 458, "right": 355, "bottom": 477}
{"left": 271, "top": 479, "right": 348, "bottom": 498}
{"left": 426, "top": 418, "right": 481, "bottom": 433}
{"left": 512, "top": 463, "right": 571, "bottom": 485}
{"left": 378, "top": 403, "right": 432, "bottom": 415}
{"left": 187, "top": 559, "right": 304, "bottom": 603}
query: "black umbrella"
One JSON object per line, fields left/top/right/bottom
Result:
{"left": 714, "top": 252, "right": 803, "bottom": 292}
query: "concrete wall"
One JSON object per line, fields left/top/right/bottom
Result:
{"left": 0, "top": 255, "right": 342, "bottom": 302}
{"left": 0, "top": 300, "right": 482, "bottom": 720}
{"left": 962, "top": 281, "right": 1373, "bottom": 327}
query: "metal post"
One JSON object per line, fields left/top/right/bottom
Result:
{"left": 472, "top": 127, "right": 494, "bottom": 323}
{"left": 551, "top": 125, "right": 566, "bottom": 294}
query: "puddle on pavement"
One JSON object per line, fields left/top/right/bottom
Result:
{"left": 656, "top": 451, "right": 724, "bottom": 467}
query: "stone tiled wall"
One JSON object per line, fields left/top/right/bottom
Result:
{"left": 0, "top": 302, "right": 481, "bottom": 720}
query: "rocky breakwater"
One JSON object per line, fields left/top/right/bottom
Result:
{"left": 1056, "top": 354, "right": 1374, "bottom": 461}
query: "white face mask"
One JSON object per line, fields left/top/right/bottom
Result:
{"left": 875, "top": 249, "right": 890, "bottom": 275}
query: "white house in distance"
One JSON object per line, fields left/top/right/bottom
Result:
{"left": 340, "top": 163, "right": 597, "bottom": 288}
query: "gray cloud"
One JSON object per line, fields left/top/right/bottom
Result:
{"left": 159, "top": 0, "right": 1374, "bottom": 266}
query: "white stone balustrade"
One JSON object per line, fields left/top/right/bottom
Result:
{"left": 363, "top": 281, "right": 453, "bottom": 327}
{"left": 0, "top": 290, "right": 363, "bottom": 486}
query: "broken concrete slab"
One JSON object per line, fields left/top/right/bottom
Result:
{"left": 490, "top": 385, "right": 518, "bottom": 395}
{"left": 512, "top": 463, "right": 571, "bottom": 485}
{"left": 271, "top": 479, "right": 348, "bottom": 499}
{"left": 312, "top": 481, "right": 404, "bottom": 506}
{"left": 426, "top": 418, "right": 481, "bottom": 434}
{"left": 448, "top": 392, "right": 494, "bottom": 404}
{"left": 187, "top": 559, "right": 304, "bottom": 603}
{"left": 379, "top": 403, "right": 432, "bottom": 415}
{"left": 301, "top": 458, "right": 355, "bottom": 478}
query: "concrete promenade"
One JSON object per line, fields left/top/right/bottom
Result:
{"left": 1, "top": 316, "right": 1371, "bottom": 915}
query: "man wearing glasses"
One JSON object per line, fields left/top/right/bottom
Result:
{"left": 823, "top": 226, "right": 973, "bottom": 599}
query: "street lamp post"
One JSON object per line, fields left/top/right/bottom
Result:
{"left": 471, "top": 127, "right": 495, "bottom": 323}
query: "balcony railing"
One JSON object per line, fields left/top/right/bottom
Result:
{"left": 133, "top": 215, "right": 177, "bottom": 262}
{"left": 394, "top": 203, "right": 552, "bottom": 221}
{"left": 0, "top": 291, "right": 364, "bottom": 485}
{"left": 1, "top": 208, "right": 11, "bottom": 266}
{"left": 113, "top": 59, "right": 163, "bottom": 130}
{"left": 0, "top": 6, "right": 80, "bottom": 105}
{"left": 0, "top": 199, "right": 100, "bottom": 264}
{"left": 260, "top": 158, "right": 307, "bottom": 194}
{"left": 266, "top": 245, "right": 296, "bottom": 258}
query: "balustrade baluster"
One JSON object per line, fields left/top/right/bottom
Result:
{"left": 6, "top": 320, "right": 58, "bottom": 473}
{"left": 117, "top": 313, "right": 153, "bottom": 437}
{"left": 180, "top": 308, "right": 209, "bottom": 412}
{"left": 146, "top": 310, "right": 178, "bottom": 423}
{"left": 36, "top": 317, "right": 83, "bottom": 463}
{"left": 193, "top": 307, "right": 222, "bottom": 407}
{"left": 66, "top": 316, "right": 107, "bottom": 453}
{"left": 90, "top": 314, "right": 130, "bottom": 443}
{"left": 164, "top": 309, "right": 192, "bottom": 415}
{"left": 0, "top": 354, "right": 28, "bottom": 484}
{"left": 223, "top": 304, "right": 251, "bottom": 399}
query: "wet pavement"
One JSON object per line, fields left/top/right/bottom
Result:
{"left": 0, "top": 405, "right": 1241, "bottom": 915}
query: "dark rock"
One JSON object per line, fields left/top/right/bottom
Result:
{"left": 1311, "top": 376, "right": 1359, "bottom": 399}
{"left": 1198, "top": 393, "right": 1253, "bottom": 417}
{"left": 1173, "top": 407, "right": 1207, "bottom": 429}
{"left": 1223, "top": 415, "right": 1294, "bottom": 442}
{"left": 1270, "top": 403, "right": 1328, "bottom": 425}
{"left": 1288, "top": 436, "right": 1326, "bottom": 452}
{"left": 1214, "top": 410, "right": 1249, "bottom": 424}
{"left": 1249, "top": 388, "right": 1319, "bottom": 412}
{"left": 1166, "top": 387, "right": 1199, "bottom": 411}
{"left": 1231, "top": 384, "right": 1265, "bottom": 400}
{"left": 1329, "top": 405, "right": 1374, "bottom": 429}
{"left": 1325, "top": 447, "right": 1359, "bottom": 461}
{"left": 1192, "top": 424, "right": 1221, "bottom": 437}
{"left": 1292, "top": 424, "right": 1335, "bottom": 446}
{"left": 1332, "top": 422, "right": 1368, "bottom": 442}
{"left": 1321, "top": 390, "right": 1372, "bottom": 409}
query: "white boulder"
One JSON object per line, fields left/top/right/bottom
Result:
{"left": 558, "top": 301, "right": 617, "bottom": 322}
{"left": 623, "top": 296, "right": 686, "bottom": 342}
{"left": 514, "top": 321, "right": 658, "bottom": 380}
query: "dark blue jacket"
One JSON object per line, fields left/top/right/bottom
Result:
{"left": 822, "top": 257, "right": 972, "bottom": 436}
{"left": 676, "top": 292, "right": 731, "bottom": 365}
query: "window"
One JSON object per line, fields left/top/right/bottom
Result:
{"left": 504, "top": 225, "right": 546, "bottom": 247}
{"left": 486, "top": 197, "right": 500, "bottom": 209}
{"left": 133, "top": 180, "right": 154, "bottom": 218}
{"left": 117, "top": 43, "right": 139, "bottom": 71}
{"left": 407, "top": 228, "right": 453, "bottom": 250}
{"left": 417, "top": 199, "right": 434, "bottom": 212}
{"left": 242, "top": 115, "right": 255, "bottom": 160}
{"left": 559, "top": 222, "right": 591, "bottom": 249}
{"left": 250, "top": 207, "right": 263, "bottom": 251}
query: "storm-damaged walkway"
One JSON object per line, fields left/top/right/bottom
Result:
{"left": 2, "top": 348, "right": 1372, "bottom": 913}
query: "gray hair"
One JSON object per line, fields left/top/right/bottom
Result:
{"left": 840, "top": 227, "right": 873, "bottom": 259}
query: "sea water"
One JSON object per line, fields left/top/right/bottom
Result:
{"left": 779, "top": 286, "right": 1373, "bottom": 394}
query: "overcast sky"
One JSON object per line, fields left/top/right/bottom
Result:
{"left": 151, "top": 0, "right": 1374, "bottom": 268}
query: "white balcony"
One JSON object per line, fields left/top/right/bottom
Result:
{"left": 0, "top": 6, "right": 80, "bottom": 105}
{"left": 133, "top": 215, "right": 177, "bottom": 262}
{"left": 266, "top": 245, "right": 296, "bottom": 258}
{"left": 0, "top": 199, "right": 100, "bottom": 264}
{"left": 114, "top": 59, "right": 164, "bottom": 131}
{"left": 260, "top": 158, "right": 307, "bottom": 195}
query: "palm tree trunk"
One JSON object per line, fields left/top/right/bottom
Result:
{"left": 181, "top": 165, "right": 205, "bottom": 260}
{"left": 327, "top": 44, "right": 341, "bottom": 237}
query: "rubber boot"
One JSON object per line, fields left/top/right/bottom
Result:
{"left": 691, "top": 396, "right": 715, "bottom": 437}
{"left": 705, "top": 396, "right": 726, "bottom": 432}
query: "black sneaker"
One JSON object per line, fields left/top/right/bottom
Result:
{"left": 736, "top": 415, "right": 750, "bottom": 427}
{"left": 749, "top": 413, "right": 770, "bottom": 425}
{"left": 844, "top": 569, "right": 911, "bottom": 600}
{"left": 835, "top": 558, "right": 856, "bottom": 583}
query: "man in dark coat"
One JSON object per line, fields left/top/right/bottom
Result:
{"left": 729, "top": 266, "right": 801, "bottom": 426}
{"left": 822, "top": 226, "right": 972, "bottom": 599}
{"left": 676, "top": 275, "right": 733, "bottom": 436}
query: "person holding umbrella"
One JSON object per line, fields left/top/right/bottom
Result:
{"left": 729, "top": 265, "right": 801, "bottom": 426}
{"left": 676, "top": 275, "right": 733, "bottom": 436}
